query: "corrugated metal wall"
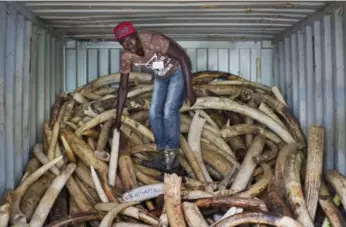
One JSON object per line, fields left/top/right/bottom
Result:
{"left": 0, "top": 2, "right": 65, "bottom": 197}
{"left": 64, "top": 40, "right": 273, "bottom": 92}
{"left": 20, "top": 1, "right": 327, "bottom": 41}
{"left": 273, "top": 5, "right": 346, "bottom": 174}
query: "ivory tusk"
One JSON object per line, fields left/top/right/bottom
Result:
{"left": 108, "top": 129, "right": 120, "bottom": 186}
{"left": 188, "top": 111, "right": 213, "bottom": 182}
{"left": 0, "top": 203, "right": 10, "bottom": 227}
{"left": 29, "top": 163, "right": 77, "bottom": 227}
{"left": 10, "top": 156, "right": 64, "bottom": 225}
{"left": 90, "top": 165, "right": 109, "bottom": 203}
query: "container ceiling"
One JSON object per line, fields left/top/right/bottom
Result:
{"left": 20, "top": 1, "right": 329, "bottom": 41}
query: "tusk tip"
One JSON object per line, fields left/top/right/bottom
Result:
{"left": 13, "top": 213, "right": 27, "bottom": 224}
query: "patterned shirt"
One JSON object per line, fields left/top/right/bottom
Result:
{"left": 119, "top": 31, "right": 181, "bottom": 79}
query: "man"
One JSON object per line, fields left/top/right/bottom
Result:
{"left": 113, "top": 21, "right": 196, "bottom": 174}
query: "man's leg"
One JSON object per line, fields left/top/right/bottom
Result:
{"left": 163, "top": 66, "right": 186, "bottom": 173}
{"left": 143, "top": 77, "right": 169, "bottom": 171}
{"left": 149, "top": 78, "right": 169, "bottom": 149}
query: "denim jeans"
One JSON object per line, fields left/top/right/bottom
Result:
{"left": 149, "top": 66, "right": 185, "bottom": 149}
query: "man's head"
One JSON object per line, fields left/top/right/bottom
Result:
{"left": 114, "top": 21, "right": 144, "bottom": 56}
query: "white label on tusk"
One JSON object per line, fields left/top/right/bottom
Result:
{"left": 123, "top": 183, "right": 164, "bottom": 202}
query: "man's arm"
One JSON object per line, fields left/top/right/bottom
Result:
{"left": 115, "top": 73, "right": 129, "bottom": 130}
{"left": 115, "top": 51, "right": 132, "bottom": 130}
{"left": 166, "top": 41, "right": 196, "bottom": 106}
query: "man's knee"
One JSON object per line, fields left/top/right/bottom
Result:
{"left": 149, "top": 104, "right": 162, "bottom": 120}
{"left": 163, "top": 104, "right": 180, "bottom": 120}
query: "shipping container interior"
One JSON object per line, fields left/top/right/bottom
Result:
{"left": 1, "top": 1, "right": 346, "bottom": 199}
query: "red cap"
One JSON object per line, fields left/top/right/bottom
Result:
{"left": 113, "top": 21, "right": 136, "bottom": 41}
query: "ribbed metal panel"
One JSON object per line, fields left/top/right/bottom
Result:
{"left": 0, "top": 2, "right": 65, "bottom": 198}
{"left": 273, "top": 5, "right": 346, "bottom": 175}
{"left": 20, "top": 1, "right": 328, "bottom": 41}
{"left": 64, "top": 40, "right": 273, "bottom": 91}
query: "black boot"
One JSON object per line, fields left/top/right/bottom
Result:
{"left": 142, "top": 148, "right": 185, "bottom": 176}
{"left": 142, "top": 148, "right": 166, "bottom": 172}
{"left": 163, "top": 148, "right": 183, "bottom": 175}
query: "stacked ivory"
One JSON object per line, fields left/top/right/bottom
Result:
{"left": 0, "top": 70, "right": 345, "bottom": 227}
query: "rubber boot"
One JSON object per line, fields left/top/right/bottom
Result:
{"left": 142, "top": 148, "right": 184, "bottom": 175}
{"left": 163, "top": 148, "right": 179, "bottom": 172}
{"left": 163, "top": 148, "right": 185, "bottom": 176}
{"left": 142, "top": 148, "right": 166, "bottom": 172}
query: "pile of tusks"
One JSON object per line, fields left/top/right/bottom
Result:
{"left": 1, "top": 70, "right": 346, "bottom": 227}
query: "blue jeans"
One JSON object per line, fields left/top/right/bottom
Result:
{"left": 149, "top": 66, "right": 186, "bottom": 149}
